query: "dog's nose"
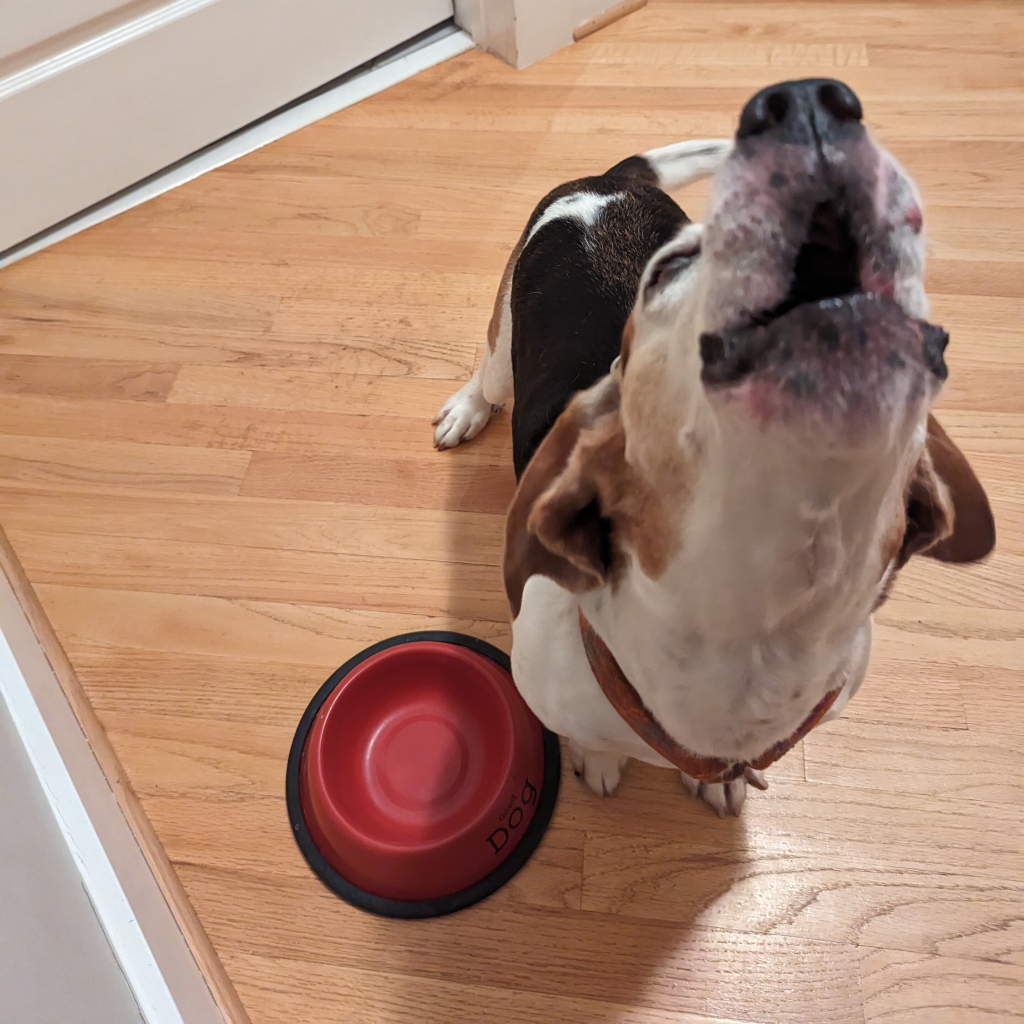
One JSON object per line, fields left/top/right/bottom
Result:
{"left": 737, "top": 79, "right": 863, "bottom": 144}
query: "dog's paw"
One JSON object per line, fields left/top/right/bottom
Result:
{"left": 569, "top": 740, "right": 629, "bottom": 797}
{"left": 432, "top": 379, "right": 499, "bottom": 450}
{"left": 680, "top": 768, "right": 767, "bottom": 817}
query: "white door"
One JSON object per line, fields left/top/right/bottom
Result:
{"left": 0, "top": 0, "right": 453, "bottom": 252}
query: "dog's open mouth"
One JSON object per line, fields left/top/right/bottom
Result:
{"left": 699, "top": 198, "right": 946, "bottom": 402}
{"left": 700, "top": 199, "right": 863, "bottom": 383}
{"left": 754, "top": 200, "right": 861, "bottom": 326}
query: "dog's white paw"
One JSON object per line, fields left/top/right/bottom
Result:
{"left": 569, "top": 740, "right": 628, "bottom": 797}
{"left": 432, "top": 378, "right": 499, "bottom": 450}
{"left": 680, "top": 768, "right": 767, "bottom": 817}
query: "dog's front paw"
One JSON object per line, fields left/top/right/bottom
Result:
{"left": 432, "top": 378, "right": 499, "bottom": 449}
{"left": 680, "top": 768, "right": 767, "bottom": 817}
{"left": 569, "top": 740, "right": 629, "bottom": 797}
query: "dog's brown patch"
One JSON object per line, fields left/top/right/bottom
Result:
{"left": 878, "top": 414, "right": 995, "bottom": 608}
{"left": 898, "top": 439, "right": 954, "bottom": 569}
{"left": 922, "top": 415, "right": 996, "bottom": 563}
{"left": 898, "top": 414, "right": 995, "bottom": 568}
{"left": 487, "top": 232, "right": 526, "bottom": 353}
{"left": 504, "top": 367, "right": 693, "bottom": 618}
{"left": 504, "top": 381, "right": 613, "bottom": 617}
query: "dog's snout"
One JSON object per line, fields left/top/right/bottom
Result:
{"left": 737, "top": 79, "right": 863, "bottom": 144}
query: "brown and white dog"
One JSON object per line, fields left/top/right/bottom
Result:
{"left": 432, "top": 79, "right": 995, "bottom": 815}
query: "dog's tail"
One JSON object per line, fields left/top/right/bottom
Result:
{"left": 607, "top": 138, "right": 732, "bottom": 192}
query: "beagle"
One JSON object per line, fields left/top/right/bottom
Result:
{"left": 432, "top": 78, "right": 995, "bottom": 816}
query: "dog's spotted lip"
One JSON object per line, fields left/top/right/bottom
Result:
{"left": 699, "top": 199, "right": 910, "bottom": 394}
{"left": 700, "top": 292, "right": 948, "bottom": 394}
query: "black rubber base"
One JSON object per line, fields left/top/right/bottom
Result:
{"left": 285, "top": 631, "right": 561, "bottom": 919}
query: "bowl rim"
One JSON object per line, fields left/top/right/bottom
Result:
{"left": 286, "top": 630, "right": 561, "bottom": 919}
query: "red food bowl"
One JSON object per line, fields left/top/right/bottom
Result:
{"left": 286, "top": 632, "right": 560, "bottom": 918}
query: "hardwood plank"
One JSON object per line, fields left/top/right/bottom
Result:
{"left": 223, "top": 951, "right": 755, "bottom": 1024}
{"left": 837, "top": 652, "right": 967, "bottom": 730}
{"left": 239, "top": 450, "right": 516, "bottom": 513}
{"left": 214, "top": 130, "right": 1022, "bottom": 204}
{"left": 178, "top": 864, "right": 865, "bottom": 1024}
{"left": 142, "top": 781, "right": 582, "bottom": 913}
{"left": 0, "top": 354, "right": 179, "bottom": 401}
{"left": 331, "top": 98, "right": 1024, "bottom": 141}
{"left": 581, "top": 831, "right": 1024, "bottom": 958}
{"left": 860, "top": 947, "right": 1024, "bottom": 1022}
{"left": 0, "top": 397, "right": 512, "bottom": 464}
{"left": 0, "top": 489, "right": 506, "bottom": 566}
{"left": 882, "top": 555, "right": 1023, "bottom": 612}
{"left": 9, "top": 533, "right": 509, "bottom": 619}
{"left": 558, "top": 765, "right": 1024, "bottom": 882}
{"left": 2, "top": 265, "right": 485, "bottom": 378}
{"left": 35, "top": 585, "right": 510, "bottom": 667}
{"left": 502, "top": 825, "right": 585, "bottom": 912}
{"left": 0, "top": 435, "right": 251, "bottom": 495}
{"left": 960, "top": 663, "right": 1024, "bottom": 739}
{"left": 803, "top": 718, "right": 1024, "bottom": 805}
{"left": 102, "top": 712, "right": 290, "bottom": 802}
{"left": 624, "top": 5, "right": 1021, "bottom": 46}
{"left": 97, "top": 720, "right": 1024, "bottom": 961}
{"left": 167, "top": 365, "right": 460, "bottom": 418}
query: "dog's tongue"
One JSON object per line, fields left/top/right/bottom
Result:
{"left": 700, "top": 292, "right": 948, "bottom": 389}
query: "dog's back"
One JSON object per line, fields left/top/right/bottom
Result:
{"left": 431, "top": 140, "right": 730, "bottom": 458}
{"left": 510, "top": 168, "right": 685, "bottom": 478}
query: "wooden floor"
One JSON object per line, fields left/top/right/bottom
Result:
{"left": 2, "top": 2, "right": 1024, "bottom": 1021}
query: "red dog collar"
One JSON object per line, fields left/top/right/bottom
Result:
{"left": 578, "top": 610, "right": 840, "bottom": 785}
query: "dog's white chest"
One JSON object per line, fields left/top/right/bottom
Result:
{"left": 511, "top": 573, "right": 868, "bottom": 766}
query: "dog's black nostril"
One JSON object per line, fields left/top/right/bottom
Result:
{"left": 700, "top": 332, "right": 726, "bottom": 366}
{"left": 737, "top": 84, "right": 795, "bottom": 139}
{"left": 766, "top": 91, "right": 790, "bottom": 127}
{"left": 816, "top": 81, "right": 862, "bottom": 124}
{"left": 922, "top": 324, "right": 949, "bottom": 380}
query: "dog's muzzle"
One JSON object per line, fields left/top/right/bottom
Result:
{"left": 697, "top": 78, "right": 942, "bottom": 424}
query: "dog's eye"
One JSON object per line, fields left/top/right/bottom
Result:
{"left": 645, "top": 243, "right": 701, "bottom": 297}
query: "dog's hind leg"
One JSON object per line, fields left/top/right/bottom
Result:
{"left": 432, "top": 234, "right": 519, "bottom": 450}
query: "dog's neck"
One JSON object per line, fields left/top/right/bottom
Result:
{"left": 580, "top": 338, "right": 924, "bottom": 760}
{"left": 617, "top": 323, "right": 924, "bottom": 634}
{"left": 677, "top": 414, "right": 919, "bottom": 629}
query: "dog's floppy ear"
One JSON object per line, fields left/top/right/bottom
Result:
{"left": 899, "top": 415, "right": 995, "bottom": 568}
{"left": 504, "top": 374, "right": 625, "bottom": 618}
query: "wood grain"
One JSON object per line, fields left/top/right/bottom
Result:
{"left": 0, "top": 435, "right": 250, "bottom": 495}
{"left": 0, "top": 355, "right": 179, "bottom": 401}
{"left": 0, "top": 1, "right": 1022, "bottom": 1020}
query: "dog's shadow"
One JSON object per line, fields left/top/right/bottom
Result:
{"left": 385, "top": 415, "right": 749, "bottom": 1019}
